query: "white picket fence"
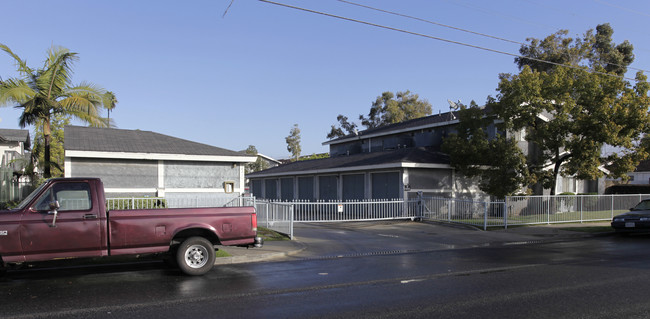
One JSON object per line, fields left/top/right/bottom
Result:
{"left": 105, "top": 194, "right": 650, "bottom": 237}
{"left": 421, "top": 194, "right": 650, "bottom": 230}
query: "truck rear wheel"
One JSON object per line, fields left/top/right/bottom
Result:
{"left": 176, "top": 237, "right": 216, "bottom": 276}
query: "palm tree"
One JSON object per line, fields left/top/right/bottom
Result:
{"left": 103, "top": 91, "right": 117, "bottom": 119}
{"left": 0, "top": 44, "right": 114, "bottom": 178}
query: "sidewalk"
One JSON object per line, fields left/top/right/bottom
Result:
{"left": 490, "top": 221, "right": 614, "bottom": 237}
{"left": 215, "top": 239, "right": 306, "bottom": 265}
{"left": 215, "top": 221, "right": 615, "bottom": 265}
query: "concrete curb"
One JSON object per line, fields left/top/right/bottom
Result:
{"left": 214, "top": 241, "right": 307, "bottom": 265}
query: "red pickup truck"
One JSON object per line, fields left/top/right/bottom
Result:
{"left": 0, "top": 178, "right": 262, "bottom": 276}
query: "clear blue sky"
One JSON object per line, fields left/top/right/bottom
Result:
{"left": 1, "top": 0, "right": 649, "bottom": 159}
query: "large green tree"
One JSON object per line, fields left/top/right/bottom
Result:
{"left": 444, "top": 24, "right": 650, "bottom": 196}
{"left": 244, "top": 145, "right": 270, "bottom": 173}
{"left": 0, "top": 44, "right": 115, "bottom": 178}
{"left": 441, "top": 102, "right": 531, "bottom": 198}
{"left": 327, "top": 90, "right": 432, "bottom": 139}
{"left": 286, "top": 124, "right": 301, "bottom": 161}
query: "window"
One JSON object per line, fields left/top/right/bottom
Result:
{"left": 34, "top": 182, "right": 92, "bottom": 211}
{"left": 224, "top": 181, "right": 235, "bottom": 193}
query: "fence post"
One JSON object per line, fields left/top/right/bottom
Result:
{"left": 546, "top": 196, "right": 551, "bottom": 225}
{"left": 417, "top": 191, "right": 423, "bottom": 219}
{"left": 580, "top": 196, "right": 583, "bottom": 223}
{"left": 289, "top": 205, "right": 294, "bottom": 240}
{"left": 483, "top": 202, "right": 488, "bottom": 231}
{"left": 503, "top": 197, "right": 508, "bottom": 230}
{"left": 131, "top": 197, "right": 135, "bottom": 210}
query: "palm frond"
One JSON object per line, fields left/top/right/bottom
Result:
{"left": 0, "top": 43, "right": 33, "bottom": 75}
{"left": 66, "top": 82, "right": 105, "bottom": 102}
{"left": 0, "top": 78, "right": 36, "bottom": 106}
{"left": 65, "top": 109, "right": 110, "bottom": 127}
{"left": 17, "top": 101, "right": 48, "bottom": 128}
{"left": 60, "top": 97, "right": 94, "bottom": 114}
{"left": 41, "top": 46, "right": 78, "bottom": 99}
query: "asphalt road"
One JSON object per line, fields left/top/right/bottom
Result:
{"left": 1, "top": 222, "right": 650, "bottom": 318}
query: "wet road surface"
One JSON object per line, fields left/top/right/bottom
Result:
{"left": 1, "top": 222, "right": 649, "bottom": 318}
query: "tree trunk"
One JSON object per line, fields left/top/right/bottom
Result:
{"left": 550, "top": 153, "right": 573, "bottom": 196}
{"left": 43, "top": 118, "right": 51, "bottom": 179}
{"left": 550, "top": 162, "right": 560, "bottom": 196}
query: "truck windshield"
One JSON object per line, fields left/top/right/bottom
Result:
{"left": 15, "top": 182, "right": 49, "bottom": 210}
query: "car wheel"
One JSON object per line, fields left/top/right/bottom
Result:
{"left": 176, "top": 237, "right": 216, "bottom": 276}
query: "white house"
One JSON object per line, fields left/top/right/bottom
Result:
{"left": 64, "top": 126, "right": 256, "bottom": 204}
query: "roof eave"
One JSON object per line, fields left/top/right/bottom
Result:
{"left": 322, "top": 119, "right": 460, "bottom": 146}
{"left": 247, "top": 162, "right": 451, "bottom": 178}
{"left": 65, "top": 150, "right": 257, "bottom": 163}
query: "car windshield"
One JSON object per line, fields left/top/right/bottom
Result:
{"left": 15, "top": 182, "right": 49, "bottom": 210}
{"left": 632, "top": 200, "right": 650, "bottom": 211}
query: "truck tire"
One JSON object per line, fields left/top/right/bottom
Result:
{"left": 176, "top": 237, "right": 216, "bottom": 276}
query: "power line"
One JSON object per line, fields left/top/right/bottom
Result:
{"left": 594, "top": 0, "right": 650, "bottom": 18}
{"left": 337, "top": 0, "right": 650, "bottom": 74}
{"left": 337, "top": 0, "right": 523, "bottom": 46}
{"left": 223, "top": 0, "right": 236, "bottom": 18}
{"left": 258, "top": 0, "right": 643, "bottom": 82}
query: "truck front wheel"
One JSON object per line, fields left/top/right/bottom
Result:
{"left": 176, "top": 237, "right": 216, "bottom": 276}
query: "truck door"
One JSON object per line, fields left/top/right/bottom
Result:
{"left": 20, "top": 181, "right": 102, "bottom": 261}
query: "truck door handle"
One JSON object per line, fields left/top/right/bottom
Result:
{"left": 83, "top": 214, "right": 98, "bottom": 219}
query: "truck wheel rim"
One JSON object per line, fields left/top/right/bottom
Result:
{"left": 185, "top": 244, "right": 209, "bottom": 268}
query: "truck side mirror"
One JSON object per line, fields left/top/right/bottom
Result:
{"left": 48, "top": 201, "right": 60, "bottom": 227}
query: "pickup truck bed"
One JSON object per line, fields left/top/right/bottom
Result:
{"left": 108, "top": 207, "right": 260, "bottom": 255}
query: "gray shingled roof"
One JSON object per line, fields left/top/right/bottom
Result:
{"left": 247, "top": 147, "right": 449, "bottom": 178}
{"left": 325, "top": 106, "right": 495, "bottom": 145}
{"left": 0, "top": 129, "right": 30, "bottom": 148}
{"left": 64, "top": 126, "right": 248, "bottom": 157}
{"left": 325, "top": 111, "right": 459, "bottom": 144}
{"left": 0, "top": 129, "right": 29, "bottom": 141}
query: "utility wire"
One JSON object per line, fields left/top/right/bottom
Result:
{"left": 338, "top": 0, "right": 523, "bottom": 46}
{"left": 338, "top": 0, "right": 650, "bottom": 74}
{"left": 594, "top": 0, "right": 650, "bottom": 17}
{"left": 223, "top": 0, "right": 236, "bottom": 18}
{"left": 258, "top": 0, "right": 642, "bottom": 82}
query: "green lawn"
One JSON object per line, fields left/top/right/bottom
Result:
{"left": 257, "top": 227, "right": 291, "bottom": 241}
